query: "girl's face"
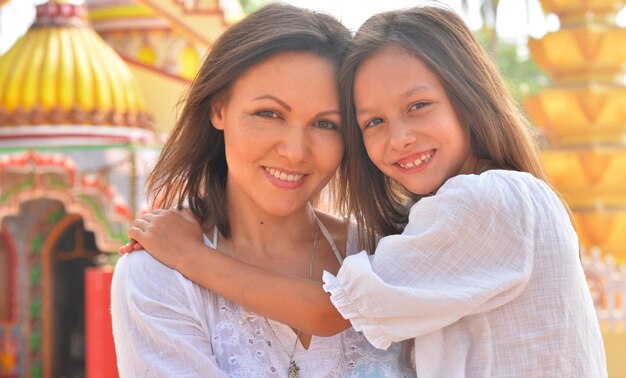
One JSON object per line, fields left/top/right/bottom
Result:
{"left": 354, "top": 43, "right": 477, "bottom": 196}
{"left": 211, "top": 52, "right": 343, "bottom": 217}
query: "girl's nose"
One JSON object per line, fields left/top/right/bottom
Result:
{"left": 389, "top": 122, "right": 417, "bottom": 151}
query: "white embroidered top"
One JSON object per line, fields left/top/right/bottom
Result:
{"left": 111, "top": 222, "right": 414, "bottom": 377}
{"left": 323, "top": 170, "right": 607, "bottom": 378}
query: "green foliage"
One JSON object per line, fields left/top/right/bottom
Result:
{"left": 474, "top": 30, "right": 549, "bottom": 107}
{"left": 239, "top": 0, "right": 271, "bottom": 14}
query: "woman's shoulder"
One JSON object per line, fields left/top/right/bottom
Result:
{"left": 114, "top": 250, "right": 173, "bottom": 281}
{"left": 113, "top": 250, "right": 215, "bottom": 306}
{"left": 113, "top": 252, "right": 185, "bottom": 296}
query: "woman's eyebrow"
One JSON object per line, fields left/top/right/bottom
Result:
{"left": 315, "top": 110, "right": 340, "bottom": 118}
{"left": 253, "top": 95, "right": 291, "bottom": 111}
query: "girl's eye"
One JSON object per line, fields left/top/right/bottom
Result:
{"left": 363, "top": 117, "right": 383, "bottom": 129}
{"left": 256, "top": 110, "right": 280, "bottom": 119}
{"left": 409, "top": 102, "right": 429, "bottom": 111}
{"left": 314, "top": 120, "right": 339, "bottom": 130}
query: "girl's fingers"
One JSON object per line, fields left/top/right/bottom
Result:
{"left": 131, "top": 218, "right": 150, "bottom": 230}
{"left": 118, "top": 240, "right": 135, "bottom": 255}
{"left": 127, "top": 225, "right": 145, "bottom": 240}
{"left": 118, "top": 244, "right": 129, "bottom": 255}
{"left": 140, "top": 212, "right": 156, "bottom": 221}
{"left": 118, "top": 238, "right": 145, "bottom": 254}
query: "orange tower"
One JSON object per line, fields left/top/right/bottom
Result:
{"left": 526, "top": 1, "right": 626, "bottom": 375}
{"left": 526, "top": 0, "right": 626, "bottom": 262}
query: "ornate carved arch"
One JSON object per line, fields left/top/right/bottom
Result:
{"left": 0, "top": 151, "right": 133, "bottom": 252}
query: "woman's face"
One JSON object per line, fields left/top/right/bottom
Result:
{"left": 211, "top": 52, "right": 343, "bottom": 217}
{"left": 353, "top": 44, "right": 477, "bottom": 196}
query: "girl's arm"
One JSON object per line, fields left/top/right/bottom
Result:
{"left": 125, "top": 174, "right": 548, "bottom": 351}
{"left": 126, "top": 209, "right": 351, "bottom": 336}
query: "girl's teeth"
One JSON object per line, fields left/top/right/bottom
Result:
{"left": 400, "top": 153, "right": 432, "bottom": 169}
{"left": 265, "top": 167, "right": 303, "bottom": 182}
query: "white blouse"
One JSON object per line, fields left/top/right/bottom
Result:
{"left": 323, "top": 170, "right": 607, "bottom": 377}
{"left": 111, "top": 223, "right": 414, "bottom": 377}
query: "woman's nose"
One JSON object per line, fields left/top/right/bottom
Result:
{"left": 277, "top": 127, "right": 308, "bottom": 163}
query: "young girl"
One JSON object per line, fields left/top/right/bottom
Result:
{"left": 124, "top": 4, "right": 606, "bottom": 376}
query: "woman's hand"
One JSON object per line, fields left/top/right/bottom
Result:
{"left": 122, "top": 208, "right": 205, "bottom": 271}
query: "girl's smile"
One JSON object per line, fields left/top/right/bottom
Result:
{"left": 354, "top": 43, "right": 477, "bottom": 196}
{"left": 395, "top": 149, "right": 435, "bottom": 171}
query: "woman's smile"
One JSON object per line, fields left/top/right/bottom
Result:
{"left": 212, "top": 51, "right": 343, "bottom": 216}
{"left": 263, "top": 166, "right": 307, "bottom": 188}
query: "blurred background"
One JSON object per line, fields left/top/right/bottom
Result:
{"left": 0, "top": 0, "right": 625, "bottom": 377}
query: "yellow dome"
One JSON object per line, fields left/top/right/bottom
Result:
{"left": 0, "top": 1, "right": 151, "bottom": 130}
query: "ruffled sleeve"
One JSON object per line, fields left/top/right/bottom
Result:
{"left": 323, "top": 173, "right": 535, "bottom": 350}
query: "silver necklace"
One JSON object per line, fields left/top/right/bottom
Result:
{"left": 218, "top": 216, "right": 319, "bottom": 378}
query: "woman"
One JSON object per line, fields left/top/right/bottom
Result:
{"left": 110, "top": 4, "right": 413, "bottom": 377}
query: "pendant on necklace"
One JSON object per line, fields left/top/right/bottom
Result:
{"left": 288, "top": 360, "right": 300, "bottom": 378}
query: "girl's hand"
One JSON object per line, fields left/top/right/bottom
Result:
{"left": 125, "top": 208, "right": 204, "bottom": 271}
{"left": 118, "top": 239, "right": 144, "bottom": 255}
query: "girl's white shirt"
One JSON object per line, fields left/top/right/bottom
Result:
{"left": 111, "top": 222, "right": 414, "bottom": 377}
{"left": 323, "top": 170, "right": 607, "bottom": 378}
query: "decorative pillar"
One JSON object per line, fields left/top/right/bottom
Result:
{"left": 527, "top": 2, "right": 626, "bottom": 375}
{"left": 526, "top": 0, "right": 626, "bottom": 263}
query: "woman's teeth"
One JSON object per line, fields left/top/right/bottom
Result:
{"left": 399, "top": 152, "right": 432, "bottom": 169}
{"left": 265, "top": 167, "right": 304, "bottom": 182}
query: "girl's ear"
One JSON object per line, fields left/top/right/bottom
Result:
{"left": 210, "top": 100, "right": 225, "bottom": 130}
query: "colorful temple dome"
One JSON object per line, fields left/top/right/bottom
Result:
{"left": 87, "top": 0, "right": 169, "bottom": 33}
{"left": 0, "top": 1, "right": 153, "bottom": 141}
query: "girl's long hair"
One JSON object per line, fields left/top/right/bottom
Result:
{"left": 338, "top": 5, "right": 552, "bottom": 250}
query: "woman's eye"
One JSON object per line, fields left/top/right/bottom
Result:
{"left": 363, "top": 118, "right": 383, "bottom": 129}
{"left": 314, "top": 120, "right": 339, "bottom": 130}
{"left": 409, "top": 102, "right": 429, "bottom": 111}
{"left": 256, "top": 110, "right": 280, "bottom": 119}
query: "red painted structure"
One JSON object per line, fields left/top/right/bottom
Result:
{"left": 85, "top": 267, "right": 118, "bottom": 378}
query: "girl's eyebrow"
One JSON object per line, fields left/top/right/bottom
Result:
{"left": 356, "top": 85, "right": 435, "bottom": 116}
{"left": 253, "top": 95, "right": 291, "bottom": 111}
{"left": 402, "top": 85, "right": 435, "bottom": 97}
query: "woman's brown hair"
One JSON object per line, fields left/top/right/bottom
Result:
{"left": 146, "top": 4, "right": 351, "bottom": 237}
{"left": 338, "top": 4, "right": 551, "bottom": 250}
